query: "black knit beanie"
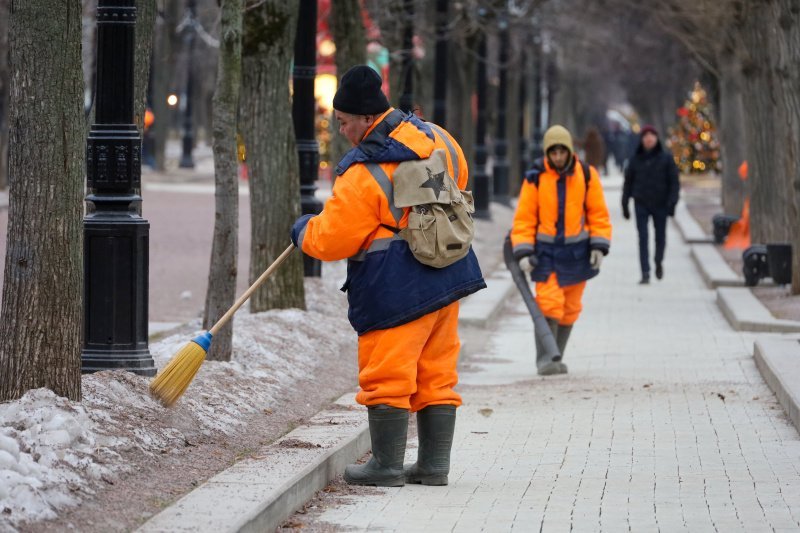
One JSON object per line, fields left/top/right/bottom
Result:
{"left": 333, "top": 65, "right": 390, "bottom": 115}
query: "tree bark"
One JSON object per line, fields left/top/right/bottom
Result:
{"left": 330, "top": 0, "right": 366, "bottom": 174}
{"left": 445, "top": 32, "right": 476, "bottom": 186}
{"left": 241, "top": 0, "right": 305, "bottom": 312}
{"left": 0, "top": 0, "right": 9, "bottom": 190}
{"left": 134, "top": 0, "right": 156, "bottom": 136}
{"left": 739, "top": 2, "right": 792, "bottom": 246}
{"left": 203, "top": 0, "right": 242, "bottom": 361}
{"left": 0, "top": 0, "right": 84, "bottom": 402}
{"left": 152, "top": 0, "right": 182, "bottom": 171}
{"left": 716, "top": 45, "right": 747, "bottom": 217}
{"left": 768, "top": 0, "right": 800, "bottom": 294}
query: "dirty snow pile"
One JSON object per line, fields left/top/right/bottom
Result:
{"left": 0, "top": 264, "right": 355, "bottom": 530}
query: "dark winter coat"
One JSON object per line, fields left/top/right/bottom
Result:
{"left": 622, "top": 140, "right": 680, "bottom": 213}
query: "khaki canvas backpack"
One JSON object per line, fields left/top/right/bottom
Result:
{"left": 390, "top": 149, "right": 475, "bottom": 268}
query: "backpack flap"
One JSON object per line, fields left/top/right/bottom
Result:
{"left": 392, "top": 149, "right": 454, "bottom": 207}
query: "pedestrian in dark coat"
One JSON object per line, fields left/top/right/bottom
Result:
{"left": 582, "top": 126, "right": 606, "bottom": 173}
{"left": 622, "top": 124, "right": 680, "bottom": 284}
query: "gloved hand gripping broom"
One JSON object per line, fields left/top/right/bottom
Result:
{"left": 150, "top": 243, "right": 296, "bottom": 407}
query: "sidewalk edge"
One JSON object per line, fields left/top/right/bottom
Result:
{"left": 717, "top": 287, "right": 800, "bottom": 333}
{"left": 754, "top": 338, "right": 800, "bottom": 432}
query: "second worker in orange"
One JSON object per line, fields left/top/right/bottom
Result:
{"left": 511, "top": 125, "right": 612, "bottom": 375}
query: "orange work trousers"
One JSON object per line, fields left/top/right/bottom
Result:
{"left": 535, "top": 272, "right": 587, "bottom": 326}
{"left": 355, "top": 301, "right": 462, "bottom": 412}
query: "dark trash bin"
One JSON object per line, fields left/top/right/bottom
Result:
{"left": 712, "top": 214, "right": 739, "bottom": 244}
{"left": 766, "top": 243, "right": 792, "bottom": 285}
{"left": 742, "top": 244, "right": 769, "bottom": 287}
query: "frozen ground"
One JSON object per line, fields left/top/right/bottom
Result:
{"left": 0, "top": 262, "right": 357, "bottom": 532}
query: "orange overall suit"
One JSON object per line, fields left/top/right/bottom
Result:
{"left": 511, "top": 125, "right": 611, "bottom": 349}
{"left": 292, "top": 108, "right": 485, "bottom": 412}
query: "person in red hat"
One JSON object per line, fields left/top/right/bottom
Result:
{"left": 622, "top": 124, "right": 680, "bottom": 284}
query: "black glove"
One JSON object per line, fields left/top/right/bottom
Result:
{"left": 622, "top": 201, "right": 630, "bottom": 220}
{"left": 667, "top": 204, "right": 676, "bottom": 217}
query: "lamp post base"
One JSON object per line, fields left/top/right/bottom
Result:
{"left": 81, "top": 348, "right": 156, "bottom": 376}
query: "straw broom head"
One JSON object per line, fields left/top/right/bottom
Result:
{"left": 150, "top": 333, "right": 212, "bottom": 407}
{"left": 149, "top": 244, "right": 296, "bottom": 407}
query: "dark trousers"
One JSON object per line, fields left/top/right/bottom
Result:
{"left": 635, "top": 202, "right": 667, "bottom": 277}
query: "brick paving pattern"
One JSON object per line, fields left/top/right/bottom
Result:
{"left": 297, "top": 187, "right": 800, "bottom": 532}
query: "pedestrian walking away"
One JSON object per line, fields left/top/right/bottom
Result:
{"left": 510, "top": 125, "right": 612, "bottom": 376}
{"left": 621, "top": 124, "right": 680, "bottom": 284}
{"left": 291, "top": 65, "right": 485, "bottom": 488}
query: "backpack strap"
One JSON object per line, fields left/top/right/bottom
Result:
{"left": 579, "top": 160, "right": 590, "bottom": 211}
{"left": 426, "top": 123, "right": 459, "bottom": 181}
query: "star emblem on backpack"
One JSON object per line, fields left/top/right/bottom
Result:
{"left": 419, "top": 167, "right": 448, "bottom": 199}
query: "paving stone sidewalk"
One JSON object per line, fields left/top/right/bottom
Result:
{"left": 294, "top": 188, "right": 800, "bottom": 532}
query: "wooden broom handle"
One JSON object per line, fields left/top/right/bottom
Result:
{"left": 209, "top": 243, "right": 296, "bottom": 335}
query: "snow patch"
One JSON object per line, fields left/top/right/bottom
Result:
{"left": 0, "top": 265, "right": 355, "bottom": 530}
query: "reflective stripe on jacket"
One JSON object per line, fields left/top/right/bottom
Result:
{"left": 511, "top": 156, "right": 612, "bottom": 285}
{"left": 293, "top": 108, "right": 486, "bottom": 335}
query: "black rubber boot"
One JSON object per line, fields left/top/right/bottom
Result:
{"left": 404, "top": 405, "right": 456, "bottom": 486}
{"left": 344, "top": 405, "right": 408, "bottom": 487}
{"left": 537, "top": 318, "right": 566, "bottom": 375}
{"left": 554, "top": 324, "right": 573, "bottom": 374}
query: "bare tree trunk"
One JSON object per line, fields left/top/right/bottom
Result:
{"left": 506, "top": 45, "right": 521, "bottom": 194}
{"left": 330, "top": 0, "right": 366, "bottom": 173}
{"left": 152, "top": 0, "right": 182, "bottom": 171}
{"left": 716, "top": 45, "right": 746, "bottom": 217}
{"left": 739, "top": 3, "right": 792, "bottom": 246}
{"left": 241, "top": 0, "right": 304, "bottom": 312}
{"left": 134, "top": 0, "right": 156, "bottom": 135}
{"left": 769, "top": 0, "right": 800, "bottom": 294}
{"left": 366, "top": 0, "right": 405, "bottom": 106}
{"left": 203, "top": 0, "right": 242, "bottom": 361}
{"left": 445, "top": 33, "right": 476, "bottom": 184}
{"left": 0, "top": 0, "right": 84, "bottom": 402}
{"left": 0, "top": 0, "right": 8, "bottom": 191}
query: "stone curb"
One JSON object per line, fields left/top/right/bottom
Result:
{"left": 754, "top": 337, "right": 800, "bottom": 432}
{"left": 138, "top": 262, "right": 510, "bottom": 533}
{"left": 717, "top": 287, "right": 800, "bottom": 333}
{"left": 673, "top": 202, "right": 713, "bottom": 244}
{"left": 137, "top": 394, "right": 370, "bottom": 533}
{"left": 690, "top": 244, "right": 742, "bottom": 289}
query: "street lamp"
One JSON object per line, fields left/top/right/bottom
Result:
{"left": 178, "top": 0, "right": 196, "bottom": 169}
{"left": 432, "top": 0, "right": 448, "bottom": 126}
{"left": 398, "top": 0, "right": 414, "bottom": 113}
{"left": 472, "top": 28, "right": 491, "bottom": 220}
{"left": 82, "top": 0, "right": 156, "bottom": 376}
{"left": 518, "top": 45, "right": 529, "bottom": 186}
{"left": 492, "top": 20, "right": 510, "bottom": 205}
{"left": 292, "top": 0, "right": 322, "bottom": 277}
{"left": 530, "top": 27, "right": 544, "bottom": 161}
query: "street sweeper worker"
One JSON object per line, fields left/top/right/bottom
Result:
{"left": 510, "top": 125, "right": 612, "bottom": 375}
{"left": 290, "top": 65, "right": 485, "bottom": 488}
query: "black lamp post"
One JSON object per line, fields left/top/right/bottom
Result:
{"left": 398, "top": 0, "right": 414, "bottom": 113}
{"left": 432, "top": 0, "right": 448, "bottom": 126}
{"left": 518, "top": 45, "right": 529, "bottom": 185}
{"left": 292, "top": 0, "right": 322, "bottom": 277}
{"left": 492, "top": 20, "right": 510, "bottom": 205}
{"left": 530, "top": 27, "right": 544, "bottom": 161}
{"left": 178, "top": 0, "right": 196, "bottom": 169}
{"left": 82, "top": 0, "right": 156, "bottom": 376}
{"left": 472, "top": 29, "right": 491, "bottom": 220}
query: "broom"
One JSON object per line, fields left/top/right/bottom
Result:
{"left": 150, "top": 243, "right": 296, "bottom": 407}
